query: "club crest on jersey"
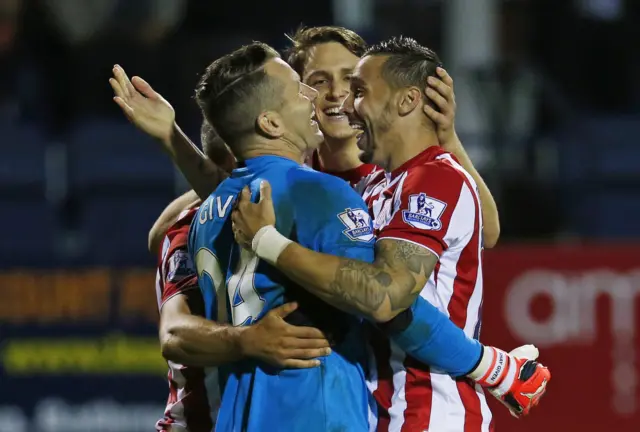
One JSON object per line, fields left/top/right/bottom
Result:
{"left": 402, "top": 193, "right": 446, "bottom": 230}
{"left": 167, "top": 250, "right": 195, "bottom": 282}
{"left": 337, "top": 208, "right": 374, "bottom": 242}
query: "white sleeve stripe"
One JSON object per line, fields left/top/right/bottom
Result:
{"left": 376, "top": 236, "right": 441, "bottom": 258}
{"left": 442, "top": 181, "right": 475, "bottom": 247}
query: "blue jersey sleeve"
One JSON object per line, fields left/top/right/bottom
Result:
{"left": 287, "top": 167, "right": 375, "bottom": 263}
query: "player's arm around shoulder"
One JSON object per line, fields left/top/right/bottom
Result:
{"left": 287, "top": 167, "right": 375, "bottom": 258}
{"left": 231, "top": 179, "right": 436, "bottom": 323}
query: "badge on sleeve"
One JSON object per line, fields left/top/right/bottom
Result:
{"left": 402, "top": 193, "right": 446, "bottom": 230}
{"left": 167, "top": 250, "right": 196, "bottom": 282}
{"left": 337, "top": 208, "right": 375, "bottom": 242}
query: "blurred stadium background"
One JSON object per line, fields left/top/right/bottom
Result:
{"left": 1, "top": 0, "right": 638, "bottom": 431}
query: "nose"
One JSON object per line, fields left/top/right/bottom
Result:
{"left": 300, "top": 83, "right": 318, "bottom": 102}
{"left": 341, "top": 91, "right": 354, "bottom": 115}
{"left": 327, "top": 80, "right": 349, "bottom": 102}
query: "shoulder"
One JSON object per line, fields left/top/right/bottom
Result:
{"left": 410, "top": 157, "right": 465, "bottom": 183}
{"left": 400, "top": 157, "right": 471, "bottom": 199}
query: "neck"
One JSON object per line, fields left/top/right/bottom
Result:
{"left": 317, "top": 135, "right": 362, "bottom": 172}
{"left": 387, "top": 121, "right": 439, "bottom": 172}
{"left": 241, "top": 140, "right": 305, "bottom": 165}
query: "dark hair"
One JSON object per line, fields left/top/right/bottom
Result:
{"left": 194, "top": 42, "right": 282, "bottom": 151}
{"left": 285, "top": 25, "right": 367, "bottom": 76}
{"left": 200, "top": 121, "right": 234, "bottom": 171}
{"left": 365, "top": 36, "right": 442, "bottom": 92}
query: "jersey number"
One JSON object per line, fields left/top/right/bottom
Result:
{"left": 195, "top": 247, "right": 266, "bottom": 326}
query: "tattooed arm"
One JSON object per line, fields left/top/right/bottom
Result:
{"left": 273, "top": 239, "right": 438, "bottom": 322}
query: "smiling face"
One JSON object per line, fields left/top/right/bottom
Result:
{"left": 346, "top": 55, "right": 397, "bottom": 166}
{"left": 301, "top": 42, "right": 361, "bottom": 142}
{"left": 263, "top": 58, "right": 324, "bottom": 152}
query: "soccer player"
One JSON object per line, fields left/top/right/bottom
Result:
{"left": 230, "top": 37, "right": 550, "bottom": 431}
{"left": 188, "top": 41, "right": 372, "bottom": 431}
{"left": 285, "top": 26, "right": 377, "bottom": 185}
{"left": 111, "top": 77, "right": 334, "bottom": 431}
{"left": 284, "top": 26, "right": 500, "bottom": 248}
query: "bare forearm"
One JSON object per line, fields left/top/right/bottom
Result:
{"left": 161, "top": 314, "right": 246, "bottom": 367}
{"left": 276, "top": 243, "right": 415, "bottom": 322}
{"left": 164, "top": 124, "right": 227, "bottom": 199}
{"left": 148, "top": 189, "right": 199, "bottom": 253}
{"left": 446, "top": 135, "right": 500, "bottom": 248}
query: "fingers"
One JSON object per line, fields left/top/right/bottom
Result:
{"left": 286, "top": 347, "right": 331, "bottom": 360}
{"left": 284, "top": 338, "right": 331, "bottom": 350}
{"left": 109, "top": 77, "right": 125, "bottom": 99}
{"left": 423, "top": 104, "right": 445, "bottom": 125}
{"left": 238, "top": 186, "right": 252, "bottom": 204}
{"left": 509, "top": 344, "right": 539, "bottom": 360}
{"left": 259, "top": 181, "right": 272, "bottom": 203}
{"left": 271, "top": 302, "right": 299, "bottom": 319}
{"left": 113, "top": 64, "right": 136, "bottom": 99}
{"left": 286, "top": 325, "right": 329, "bottom": 340}
{"left": 426, "top": 86, "right": 449, "bottom": 113}
{"left": 436, "top": 66, "right": 454, "bottom": 88}
{"left": 113, "top": 96, "right": 134, "bottom": 119}
{"left": 131, "top": 76, "right": 160, "bottom": 100}
{"left": 280, "top": 359, "right": 321, "bottom": 369}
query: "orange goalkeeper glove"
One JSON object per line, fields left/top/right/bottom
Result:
{"left": 468, "top": 344, "right": 550, "bottom": 418}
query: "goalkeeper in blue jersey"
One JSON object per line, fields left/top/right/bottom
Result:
{"left": 187, "top": 41, "right": 504, "bottom": 432}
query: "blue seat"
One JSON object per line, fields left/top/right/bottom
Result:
{"left": 67, "top": 118, "right": 175, "bottom": 192}
{"left": 0, "top": 123, "right": 47, "bottom": 195}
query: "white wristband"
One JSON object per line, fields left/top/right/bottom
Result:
{"left": 251, "top": 225, "right": 293, "bottom": 266}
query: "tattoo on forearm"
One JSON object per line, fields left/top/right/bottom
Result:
{"left": 328, "top": 240, "right": 436, "bottom": 318}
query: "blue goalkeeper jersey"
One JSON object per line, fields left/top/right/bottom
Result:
{"left": 188, "top": 155, "right": 375, "bottom": 432}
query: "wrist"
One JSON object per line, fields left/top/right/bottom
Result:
{"left": 161, "top": 122, "right": 180, "bottom": 154}
{"left": 234, "top": 325, "right": 253, "bottom": 358}
{"left": 440, "top": 130, "right": 462, "bottom": 150}
{"left": 251, "top": 225, "right": 292, "bottom": 266}
{"left": 468, "top": 345, "right": 510, "bottom": 387}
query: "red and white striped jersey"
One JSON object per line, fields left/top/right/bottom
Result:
{"left": 353, "top": 146, "right": 493, "bottom": 432}
{"left": 309, "top": 150, "right": 380, "bottom": 188}
{"left": 155, "top": 207, "right": 213, "bottom": 432}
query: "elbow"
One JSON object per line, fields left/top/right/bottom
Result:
{"left": 159, "top": 329, "right": 184, "bottom": 363}
{"left": 483, "top": 224, "right": 501, "bottom": 249}
{"left": 148, "top": 223, "right": 165, "bottom": 255}
{"left": 369, "top": 306, "right": 402, "bottom": 324}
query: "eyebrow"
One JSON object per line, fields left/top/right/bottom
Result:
{"left": 305, "top": 67, "right": 355, "bottom": 81}
{"left": 350, "top": 75, "right": 366, "bottom": 86}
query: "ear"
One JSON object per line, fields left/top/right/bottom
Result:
{"left": 256, "top": 111, "right": 284, "bottom": 139}
{"left": 397, "top": 87, "right": 422, "bottom": 117}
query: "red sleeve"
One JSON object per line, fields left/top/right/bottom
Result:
{"left": 377, "top": 163, "right": 477, "bottom": 257}
{"left": 156, "top": 212, "right": 199, "bottom": 309}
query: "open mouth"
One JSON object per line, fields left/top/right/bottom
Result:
{"left": 310, "top": 109, "right": 318, "bottom": 127}
{"left": 349, "top": 121, "right": 366, "bottom": 147}
{"left": 322, "top": 107, "right": 348, "bottom": 122}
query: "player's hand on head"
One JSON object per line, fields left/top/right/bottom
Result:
{"left": 241, "top": 302, "right": 331, "bottom": 369}
{"left": 231, "top": 181, "right": 277, "bottom": 248}
{"left": 109, "top": 64, "right": 176, "bottom": 145}
{"left": 423, "top": 67, "right": 459, "bottom": 149}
